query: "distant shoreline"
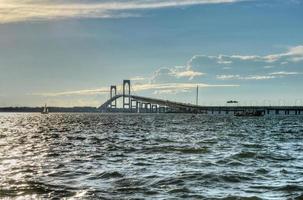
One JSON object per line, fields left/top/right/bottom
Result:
{"left": 0, "top": 107, "right": 98, "bottom": 113}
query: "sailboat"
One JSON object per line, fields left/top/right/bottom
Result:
{"left": 41, "top": 104, "right": 49, "bottom": 114}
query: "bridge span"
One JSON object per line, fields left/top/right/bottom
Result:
{"left": 98, "top": 80, "right": 303, "bottom": 115}
{"left": 99, "top": 94, "right": 205, "bottom": 113}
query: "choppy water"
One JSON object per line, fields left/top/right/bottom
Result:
{"left": 1, "top": 113, "right": 303, "bottom": 200}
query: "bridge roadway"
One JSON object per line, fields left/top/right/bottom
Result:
{"left": 98, "top": 94, "right": 303, "bottom": 115}
{"left": 99, "top": 94, "right": 203, "bottom": 112}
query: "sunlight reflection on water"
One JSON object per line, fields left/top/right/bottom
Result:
{"left": 0, "top": 113, "right": 303, "bottom": 199}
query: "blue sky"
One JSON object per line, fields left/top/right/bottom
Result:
{"left": 0, "top": 0, "right": 303, "bottom": 107}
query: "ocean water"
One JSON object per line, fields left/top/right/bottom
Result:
{"left": 0, "top": 113, "right": 303, "bottom": 200}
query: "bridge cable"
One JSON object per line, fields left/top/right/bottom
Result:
{"left": 130, "top": 84, "right": 137, "bottom": 96}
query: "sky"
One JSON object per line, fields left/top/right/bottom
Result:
{"left": 0, "top": 0, "right": 303, "bottom": 107}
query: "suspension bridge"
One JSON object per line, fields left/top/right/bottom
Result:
{"left": 98, "top": 80, "right": 303, "bottom": 115}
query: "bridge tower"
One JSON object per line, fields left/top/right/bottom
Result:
{"left": 123, "top": 80, "right": 131, "bottom": 109}
{"left": 110, "top": 85, "right": 117, "bottom": 108}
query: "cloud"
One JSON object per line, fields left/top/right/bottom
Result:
{"left": 140, "top": 82, "right": 239, "bottom": 97}
{"left": 153, "top": 89, "right": 180, "bottom": 95}
{"left": 130, "top": 76, "right": 145, "bottom": 81}
{"left": 263, "top": 45, "right": 303, "bottom": 63}
{"left": 192, "top": 45, "right": 303, "bottom": 65}
{"left": 269, "top": 71, "right": 301, "bottom": 75}
{"left": 0, "top": 0, "right": 243, "bottom": 23}
{"left": 150, "top": 67, "right": 203, "bottom": 83}
{"left": 138, "top": 82, "right": 239, "bottom": 96}
{"left": 264, "top": 65, "right": 274, "bottom": 69}
{"left": 215, "top": 45, "right": 303, "bottom": 63}
{"left": 32, "top": 82, "right": 238, "bottom": 97}
{"left": 134, "top": 82, "right": 238, "bottom": 91}
{"left": 216, "top": 74, "right": 276, "bottom": 80}
{"left": 171, "top": 69, "right": 205, "bottom": 80}
{"left": 148, "top": 45, "right": 303, "bottom": 87}
{"left": 186, "top": 45, "right": 303, "bottom": 81}
{"left": 31, "top": 45, "right": 302, "bottom": 101}
{"left": 32, "top": 87, "right": 109, "bottom": 97}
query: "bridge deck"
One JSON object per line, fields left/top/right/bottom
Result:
{"left": 99, "top": 94, "right": 303, "bottom": 114}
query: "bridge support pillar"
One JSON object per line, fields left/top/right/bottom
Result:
{"left": 131, "top": 100, "right": 137, "bottom": 112}
{"left": 143, "top": 103, "right": 146, "bottom": 113}
{"left": 165, "top": 107, "right": 168, "bottom": 113}
{"left": 123, "top": 80, "right": 131, "bottom": 110}
{"left": 159, "top": 106, "right": 165, "bottom": 113}
{"left": 152, "top": 105, "right": 158, "bottom": 113}
{"left": 146, "top": 103, "right": 151, "bottom": 113}
{"left": 136, "top": 102, "right": 141, "bottom": 113}
{"left": 144, "top": 103, "right": 148, "bottom": 113}
{"left": 110, "top": 85, "right": 117, "bottom": 108}
{"left": 139, "top": 102, "right": 144, "bottom": 113}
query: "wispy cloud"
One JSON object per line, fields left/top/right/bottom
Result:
{"left": 149, "top": 45, "right": 303, "bottom": 85}
{"left": 269, "top": 71, "right": 301, "bottom": 75}
{"left": 264, "top": 65, "right": 274, "bottom": 69}
{"left": 130, "top": 76, "right": 146, "bottom": 81}
{"left": 134, "top": 82, "right": 238, "bottom": 91}
{"left": 33, "top": 82, "right": 238, "bottom": 97}
{"left": 150, "top": 66, "right": 205, "bottom": 84}
{"left": 216, "top": 74, "right": 276, "bottom": 80}
{"left": 171, "top": 69, "right": 205, "bottom": 80}
{"left": 32, "top": 87, "right": 109, "bottom": 97}
{"left": 186, "top": 45, "right": 303, "bottom": 81}
{"left": 191, "top": 45, "right": 303, "bottom": 65}
{"left": 222, "top": 45, "right": 303, "bottom": 63}
{"left": 0, "top": 0, "right": 242, "bottom": 23}
{"left": 216, "top": 71, "right": 301, "bottom": 80}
